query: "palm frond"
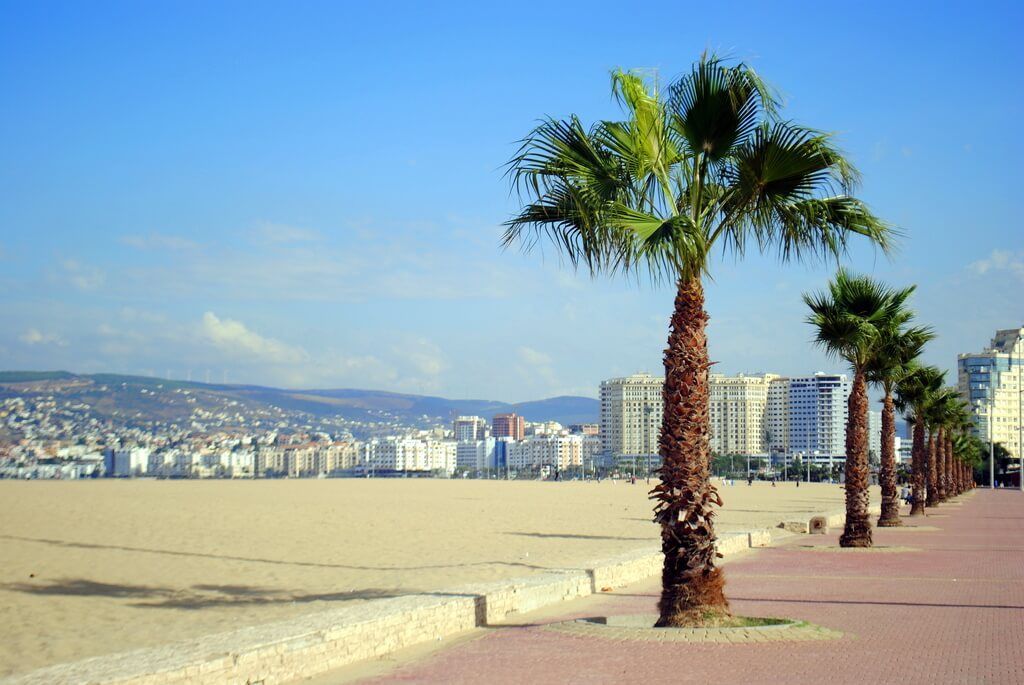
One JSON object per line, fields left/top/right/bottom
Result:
{"left": 668, "top": 54, "right": 776, "bottom": 162}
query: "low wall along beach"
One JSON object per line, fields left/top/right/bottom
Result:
{"left": 0, "top": 479, "right": 877, "bottom": 682}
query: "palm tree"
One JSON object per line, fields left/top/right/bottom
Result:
{"left": 505, "top": 56, "right": 891, "bottom": 625}
{"left": 895, "top": 365, "right": 945, "bottom": 515}
{"left": 865, "top": 310, "right": 933, "bottom": 526}
{"left": 946, "top": 400, "right": 972, "bottom": 496}
{"left": 804, "top": 272, "right": 912, "bottom": 546}
{"left": 924, "top": 386, "right": 957, "bottom": 506}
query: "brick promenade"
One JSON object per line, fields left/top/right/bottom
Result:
{"left": 350, "top": 489, "right": 1024, "bottom": 684}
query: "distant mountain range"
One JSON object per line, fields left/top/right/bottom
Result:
{"left": 0, "top": 371, "right": 600, "bottom": 427}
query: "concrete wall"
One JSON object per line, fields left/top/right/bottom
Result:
{"left": 6, "top": 530, "right": 766, "bottom": 685}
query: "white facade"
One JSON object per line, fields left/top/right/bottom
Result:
{"left": 768, "top": 373, "right": 851, "bottom": 461}
{"left": 868, "top": 410, "right": 882, "bottom": 461}
{"left": 708, "top": 373, "right": 778, "bottom": 456}
{"left": 599, "top": 373, "right": 662, "bottom": 459}
{"left": 110, "top": 448, "right": 150, "bottom": 477}
{"left": 364, "top": 437, "right": 456, "bottom": 475}
{"left": 507, "top": 435, "right": 584, "bottom": 471}
{"left": 452, "top": 416, "right": 488, "bottom": 442}
{"left": 958, "top": 326, "right": 1024, "bottom": 459}
{"left": 456, "top": 438, "right": 497, "bottom": 471}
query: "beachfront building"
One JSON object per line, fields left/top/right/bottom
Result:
{"left": 868, "top": 410, "right": 882, "bottom": 461}
{"left": 708, "top": 373, "right": 779, "bottom": 456}
{"left": 783, "top": 373, "right": 851, "bottom": 464}
{"left": 766, "top": 377, "right": 790, "bottom": 458}
{"left": 364, "top": 437, "right": 457, "bottom": 475}
{"left": 492, "top": 413, "right": 525, "bottom": 441}
{"left": 958, "top": 326, "right": 1024, "bottom": 459}
{"left": 456, "top": 437, "right": 497, "bottom": 472}
{"left": 452, "top": 416, "right": 488, "bottom": 441}
{"left": 103, "top": 447, "right": 150, "bottom": 477}
{"left": 507, "top": 434, "right": 585, "bottom": 471}
{"left": 599, "top": 373, "right": 662, "bottom": 464}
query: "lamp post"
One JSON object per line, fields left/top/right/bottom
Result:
{"left": 1018, "top": 332, "right": 1023, "bottom": 491}
{"left": 643, "top": 404, "right": 653, "bottom": 484}
{"left": 989, "top": 400, "right": 995, "bottom": 488}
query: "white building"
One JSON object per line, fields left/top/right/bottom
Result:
{"left": 958, "top": 326, "right": 1024, "bottom": 459}
{"left": 364, "top": 437, "right": 457, "bottom": 476}
{"left": 108, "top": 447, "right": 150, "bottom": 477}
{"left": 708, "top": 373, "right": 778, "bottom": 456}
{"left": 456, "top": 438, "right": 497, "bottom": 472}
{"left": 507, "top": 435, "right": 584, "bottom": 471}
{"left": 769, "top": 373, "right": 851, "bottom": 462}
{"left": 452, "top": 416, "right": 488, "bottom": 442}
{"left": 868, "top": 410, "right": 882, "bottom": 461}
{"left": 599, "top": 373, "right": 662, "bottom": 460}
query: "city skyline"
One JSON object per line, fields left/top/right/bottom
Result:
{"left": 2, "top": 2, "right": 1021, "bottom": 403}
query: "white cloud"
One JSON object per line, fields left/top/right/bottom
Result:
{"left": 518, "top": 346, "right": 552, "bottom": 367}
{"left": 121, "top": 233, "right": 199, "bottom": 250}
{"left": 19, "top": 328, "right": 68, "bottom": 347}
{"left": 968, "top": 250, "right": 1024, "bottom": 280}
{"left": 61, "top": 259, "right": 105, "bottom": 290}
{"left": 402, "top": 338, "right": 445, "bottom": 377}
{"left": 253, "top": 223, "right": 322, "bottom": 244}
{"left": 516, "top": 346, "right": 561, "bottom": 395}
{"left": 200, "top": 312, "right": 308, "bottom": 364}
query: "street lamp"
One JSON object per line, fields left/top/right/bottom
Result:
{"left": 1018, "top": 332, "right": 1023, "bottom": 491}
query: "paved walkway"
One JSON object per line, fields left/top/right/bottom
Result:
{"left": 331, "top": 489, "right": 1024, "bottom": 684}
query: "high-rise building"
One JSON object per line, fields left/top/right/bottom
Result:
{"left": 958, "top": 326, "right": 1024, "bottom": 459}
{"left": 708, "top": 373, "right": 779, "bottom": 456}
{"left": 492, "top": 413, "right": 525, "bottom": 441}
{"left": 776, "top": 373, "right": 851, "bottom": 462}
{"left": 599, "top": 373, "right": 662, "bottom": 460}
{"left": 452, "top": 416, "right": 488, "bottom": 442}
{"left": 766, "top": 377, "right": 790, "bottom": 457}
{"left": 456, "top": 438, "right": 497, "bottom": 472}
{"left": 868, "top": 410, "right": 882, "bottom": 461}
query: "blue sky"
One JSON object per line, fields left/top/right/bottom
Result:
{"left": 1, "top": 1, "right": 1021, "bottom": 402}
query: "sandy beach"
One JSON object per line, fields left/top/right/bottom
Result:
{"left": 0, "top": 478, "right": 875, "bottom": 676}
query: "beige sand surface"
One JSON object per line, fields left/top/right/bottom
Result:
{"left": 0, "top": 478, "right": 876, "bottom": 676}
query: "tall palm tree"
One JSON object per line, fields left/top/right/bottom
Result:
{"left": 895, "top": 365, "right": 945, "bottom": 516}
{"left": 947, "top": 401, "right": 972, "bottom": 496}
{"left": 804, "top": 272, "right": 912, "bottom": 546}
{"left": 505, "top": 56, "right": 890, "bottom": 625}
{"left": 924, "top": 386, "right": 957, "bottom": 507}
{"left": 865, "top": 311, "right": 933, "bottom": 526}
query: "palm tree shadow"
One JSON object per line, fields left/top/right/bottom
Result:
{"left": 0, "top": 534, "right": 555, "bottom": 572}
{"left": 503, "top": 531, "right": 653, "bottom": 542}
{"left": 2, "top": 578, "right": 437, "bottom": 610}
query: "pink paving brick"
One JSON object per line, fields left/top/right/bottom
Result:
{"left": 361, "top": 490, "right": 1024, "bottom": 685}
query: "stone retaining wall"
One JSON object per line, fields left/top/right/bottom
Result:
{"left": 5, "top": 530, "right": 767, "bottom": 685}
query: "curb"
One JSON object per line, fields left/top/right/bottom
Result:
{"left": 3, "top": 530, "right": 769, "bottom": 685}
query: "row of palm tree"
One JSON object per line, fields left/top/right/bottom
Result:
{"left": 803, "top": 271, "right": 981, "bottom": 546}
{"left": 504, "top": 54, "right": 974, "bottom": 626}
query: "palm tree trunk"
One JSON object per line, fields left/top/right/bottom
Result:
{"left": 945, "top": 439, "right": 954, "bottom": 497}
{"left": 935, "top": 427, "right": 947, "bottom": 502}
{"left": 926, "top": 430, "right": 939, "bottom": 507}
{"left": 878, "top": 393, "right": 901, "bottom": 526}
{"left": 909, "top": 420, "right": 926, "bottom": 516}
{"left": 652, "top": 275, "right": 729, "bottom": 627}
{"left": 840, "top": 368, "right": 872, "bottom": 547}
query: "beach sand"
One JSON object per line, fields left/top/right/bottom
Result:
{"left": 0, "top": 478, "right": 875, "bottom": 676}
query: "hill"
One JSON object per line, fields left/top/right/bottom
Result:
{"left": 0, "top": 371, "right": 599, "bottom": 428}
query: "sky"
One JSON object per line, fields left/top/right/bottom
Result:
{"left": 1, "top": 1, "right": 1022, "bottom": 403}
